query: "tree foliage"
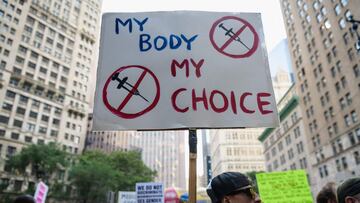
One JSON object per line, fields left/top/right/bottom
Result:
{"left": 7, "top": 143, "right": 69, "bottom": 182}
{"left": 69, "top": 150, "right": 156, "bottom": 203}
{"left": 5, "top": 143, "right": 69, "bottom": 200}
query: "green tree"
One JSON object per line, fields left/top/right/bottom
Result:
{"left": 6, "top": 143, "right": 69, "bottom": 199}
{"left": 110, "top": 150, "right": 156, "bottom": 191}
{"left": 69, "top": 150, "right": 156, "bottom": 203}
{"left": 7, "top": 143, "right": 69, "bottom": 182}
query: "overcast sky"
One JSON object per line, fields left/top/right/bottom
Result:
{"left": 101, "top": 0, "right": 287, "bottom": 51}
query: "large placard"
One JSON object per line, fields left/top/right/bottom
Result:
{"left": 93, "top": 11, "right": 278, "bottom": 130}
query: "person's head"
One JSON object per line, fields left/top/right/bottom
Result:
{"left": 337, "top": 177, "right": 360, "bottom": 203}
{"left": 316, "top": 182, "right": 337, "bottom": 203}
{"left": 13, "top": 195, "right": 35, "bottom": 203}
{"left": 206, "top": 172, "right": 261, "bottom": 203}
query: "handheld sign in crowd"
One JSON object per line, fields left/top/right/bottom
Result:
{"left": 34, "top": 181, "right": 48, "bottom": 203}
{"left": 93, "top": 11, "right": 278, "bottom": 130}
{"left": 136, "top": 182, "right": 164, "bottom": 203}
{"left": 256, "top": 170, "right": 313, "bottom": 203}
{"left": 118, "top": 191, "right": 136, "bottom": 203}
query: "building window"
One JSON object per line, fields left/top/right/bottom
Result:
{"left": 343, "top": 32, "right": 349, "bottom": 44}
{"left": 2, "top": 103, "right": 13, "bottom": 111}
{"left": 285, "top": 134, "right": 292, "bottom": 145}
{"left": 341, "top": 77, "right": 347, "bottom": 88}
{"left": 16, "top": 107, "right": 26, "bottom": 115}
{"left": 288, "top": 148, "right": 294, "bottom": 160}
{"left": 354, "top": 151, "right": 360, "bottom": 165}
{"left": 6, "top": 90, "right": 16, "bottom": 99}
{"left": 0, "top": 129, "right": 5, "bottom": 137}
{"left": 280, "top": 155, "right": 286, "bottom": 164}
{"left": 339, "top": 98, "right": 346, "bottom": 109}
{"left": 349, "top": 132, "right": 356, "bottom": 146}
{"left": 345, "top": 93, "right": 352, "bottom": 105}
{"left": 354, "top": 65, "right": 359, "bottom": 78}
{"left": 351, "top": 111, "right": 358, "bottom": 123}
{"left": 334, "top": 4, "right": 341, "bottom": 15}
{"left": 341, "top": 157, "right": 348, "bottom": 169}
{"left": 344, "top": 115, "right": 351, "bottom": 126}
{"left": 11, "top": 132, "right": 19, "bottom": 140}
{"left": 341, "top": 0, "right": 348, "bottom": 7}
{"left": 348, "top": 48, "right": 354, "bottom": 61}
{"left": 278, "top": 141, "right": 283, "bottom": 151}
{"left": 39, "top": 127, "right": 47, "bottom": 134}
{"left": 324, "top": 19, "right": 331, "bottom": 29}
{"left": 25, "top": 136, "right": 32, "bottom": 143}
{"left": 13, "top": 119, "right": 23, "bottom": 128}
{"left": 7, "top": 146, "right": 16, "bottom": 158}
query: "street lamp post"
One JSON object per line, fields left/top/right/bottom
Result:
{"left": 346, "top": 15, "right": 360, "bottom": 52}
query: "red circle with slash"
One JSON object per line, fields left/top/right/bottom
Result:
{"left": 209, "top": 16, "right": 259, "bottom": 58}
{"left": 102, "top": 65, "right": 160, "bottom": 119}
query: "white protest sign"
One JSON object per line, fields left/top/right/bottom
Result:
{"left": 118, "top": 191, "right": 137, "bottom": 203}
{"left": 34, "top": 181, "right": 48, "bottom": 203}
{"left": 93, "top": 11, "right": 279, "bottom": 130}
{"left": 136, "top": 182, "right": 164, "bottom": 203}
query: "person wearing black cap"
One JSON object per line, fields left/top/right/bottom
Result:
{"left": 316, "top": 182, "right": 337, "bottom": 203}
{"left": 13, "top": 194, "right": 36, "bottom": 203}
{"left": 337, "top": 177, "right": 360, "bottom": 203}
{"left": 206, "top": 172, "right": 261, "bottom": 203}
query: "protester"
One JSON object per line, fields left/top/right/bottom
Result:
{"left": 13, "top": 194, "right": 36, "bottom": 203}
{"left": 337, "top": 177, "right": 360, "bottom": 203}
{"left": 206, "top": 172, "right": 261, "bottom": 203}
{"left": 316, "top": 182, "right": 337, "bottom": 203}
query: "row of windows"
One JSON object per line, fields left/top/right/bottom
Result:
{"left": 0, "top": 128, "right": 52, "bottom": 143}
{"left": 226, "top": 147, "right": 262, "bottom": 156}
{"left": 8, "top": 76, "right": 65, "bottom": 104}
{"left": 28, "top": 6, "right": 76, "bottom": 38}
{"left": 0, "top": 114, "right": 58, "bottom": 137}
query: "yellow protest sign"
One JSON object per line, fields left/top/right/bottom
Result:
{"left": 256, "top": 170, "right": 313, "bottom": 203}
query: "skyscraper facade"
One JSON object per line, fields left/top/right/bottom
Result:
{"left": 129, "top": 131, "right": 187, "bottom": 190}
{"left": 258, "top": 84, "right": 316, "bottom": 195}
{"left": 85, "top": 114, "right": 136, "bottom": 153}
{"left": 209, "top": 128, "right": 266, "bottom": 176}
{"left": 280, "top": 0, "right": 360, "bottom": 193}
{"left": 0, "top": 0, "right": 102, "bottom": 184}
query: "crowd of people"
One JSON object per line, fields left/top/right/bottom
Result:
{"left": 206, "top": 172, "right": 360, "bottom": 203}
{"left": 12, "top": 171, "right": 359, "bottom": 203}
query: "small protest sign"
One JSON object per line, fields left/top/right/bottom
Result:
{"left": 256, "top": 170, "right": 313, "bottom": 203}
{"left": 136, "top": 182, "right": 164, "bottom": 203}
{"left": 34, "top": 181, "right": 48, "bottom": 203}
{"left": 118, "top": 191, "right": 137, "bottom": 203}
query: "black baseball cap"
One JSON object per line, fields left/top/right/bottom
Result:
{"left": 13, "top": 195, "right": 35, "bottom": 203}
{"left": 337, "top": 177, "right": 360, "bottom": 203}
{"left": 206, "top": 172, "right": 252, "bottom": 203}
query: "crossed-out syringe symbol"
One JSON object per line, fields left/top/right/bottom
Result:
{"left": 218, "top": 23, "right": 250, "bottom": 51}
{"left": 111, "top": 72, "right": 149, "bottom": 102}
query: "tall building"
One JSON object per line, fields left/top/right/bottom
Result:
{"left": 280, "top": 0, "right": 360, "bottom": 193}
{"left": 272, "top": 69, "right": 293, "bottom": 102}
{"left": 258, "top": 84, "right": 316, "bottom": 196}
{"left": 0, "top": 0, "right": 102, "bottom": 188}
{"left": 129, "top": 131, "right": 187, "bottom": 190}
{"left": 209, "top": 128, "right": 265, "bottom": 177}
{"left": 208, "top": 64, "right": 292, "bottom": 176}
{"left": 85, "top": 113, "right": 135, "bottom": 153}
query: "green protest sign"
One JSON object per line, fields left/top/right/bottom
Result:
{"left": 256, "top": 170, "right": 313, "bottom": 203}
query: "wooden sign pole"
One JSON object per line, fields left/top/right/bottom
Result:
{"left": 188, "top": 129, "right": 197, "bottom": 203}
